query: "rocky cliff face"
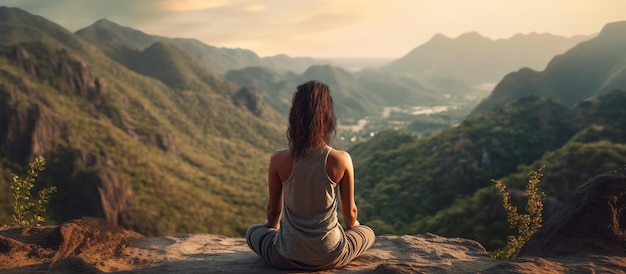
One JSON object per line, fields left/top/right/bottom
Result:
{"left": 44, "top": 149, "right": 132, "bottom": 226}
{"left": 1, "top": 45, "right": 69, "bottom": 162}
{"left": 232, "top": 87, "right": 267, "bottom": 118}
{"left": 0, "top": 42, "right": 131, "bottom": 227}
{"left": 11, "top": 42, "right": 107, "bottom": 101}
{"left": 0, "top": 92, "right": 70, "bottom": 163}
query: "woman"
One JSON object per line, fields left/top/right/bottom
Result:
{"left": 246, "top": 81, "right": 375, "bottom": 271}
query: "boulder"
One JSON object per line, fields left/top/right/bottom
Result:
{"left": 518, "top": 166, "right": 626, "bottom": 257}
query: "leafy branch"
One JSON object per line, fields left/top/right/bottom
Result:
{"left": 10, "top": 156, "right": 57, "bottom": 226}
{"left": 490, "top": 166, "right": 545, "bottom": 259}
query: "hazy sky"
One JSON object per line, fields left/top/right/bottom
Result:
{"left": 4, "top": 0, "right": 626, "bottom": 58}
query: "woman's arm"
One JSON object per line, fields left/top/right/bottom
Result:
{"left": 265, "top": 152, "right": 283, "bottom": 229}
{"left": 337, "top": 151, "right": 359, "bottom": 229}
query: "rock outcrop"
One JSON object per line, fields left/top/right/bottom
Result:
{"left": 0, "top": 219, "right": 502, "bottom": 273}
{"left": 0, "top": 96, "right": 70, "bottom": 163}
{"left": 45, "top": 149, "right": 132, "bottom": 227}
{"left": 232, "top": 87, "right": 267, "bottom": 118}
{"left": 1, "top": 169, "right": 626, "bottom": 273}
{"left": 0, "top": 218, "right": 141, "bottom": 273}
{"left": 518, "top": 166, "right": 626, "bottom": 257}
{"left": 11, "top": 42, "right": 107, "bottom": 101}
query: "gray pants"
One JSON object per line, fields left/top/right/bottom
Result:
{"left": 246, "top": 224, "right": 375, "bottom": 271}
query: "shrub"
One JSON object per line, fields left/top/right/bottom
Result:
{"left": 490, "top": 166, "right": 545, "bottom": 259}
{"left": 9, "top": 156, "right": 57, "bottom": 226}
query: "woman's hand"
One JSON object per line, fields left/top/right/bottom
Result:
{"left": 264, "top": 219, "right": 280, "bottom": 229}
{"left": 346, "top": 219, "right": 360, "bottom": 230}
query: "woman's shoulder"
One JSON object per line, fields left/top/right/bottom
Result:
{"left": 329, "top": 147, "right": 350, "bottom": 155}
{"left": 272, "top": 148, "right": 290, "bottom": 156}
{"left": 272, "top": 148, "right": 291, "bottom": 155}
{"left": 327, "top": 147, "right": 352, "bottom": 163}
{"left": 271, "top": 148, "right": 292, "bottom": 162}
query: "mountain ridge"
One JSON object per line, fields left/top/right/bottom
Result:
{"left": 75, "top": 18, "right": 325, "bottom": 75}
{"left": 382, "top": 31, "right": 592, "bottom": 86}
{"left": 472, "top": 20, "right": 626, "bottom": 114}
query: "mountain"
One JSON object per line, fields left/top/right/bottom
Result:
{"left": 350, "top": 20, "right": 626, "bottom": 247}
{"left": 471, "top": 21, "right": 626, "bottom": 114}
{"left": 76, "top": 18, "right": 482, "bottom": 123}
{"left": 351, "top": 96, "right": 580, "bottom": 230}
{"left": 0, "top": 6, "right": 284, "bottom": 237}
{"left": 0, "top": 6, "right": 87, "bottom": 52}
{"left": 75, "top": 19, "right": 325, "bottom": 75}
{"left": 226, "top": 64, "right": 386, "bottom": 119}
{"left": 352, "top": 89, "right": 626, "bottom": 250}
{"left": 72, "top": 13, "right": 497, "bottom": 135}
{"left": 382, "top": 31, "right": 592, "bottom": 86}
{"left": 77, "top": 19, "right": 433, "bottom": 120}
{"left": 225, "top": 62, "right": 486, "bottom": 125}
{"left": 351, "top": 21, "right": 626, "bottom": 251}
{"left": 224, "top": 66, "right": 295, "bottom": 114}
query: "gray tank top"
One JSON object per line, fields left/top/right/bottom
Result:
{"left": 274, "top": 146, "right": 346, "bottom": 266}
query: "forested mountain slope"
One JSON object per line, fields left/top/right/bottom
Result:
{"left": 0, "top": 6, "right": 284, "bottom": 237}
{"left": 352, "top": 96, "right": 580, "bottom": 231}
{"left": 353, "top": 90, "right": 626, "bottom": 250}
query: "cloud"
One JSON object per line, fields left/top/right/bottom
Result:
{"left": 242, "top": 3, "right": 266, "bottom": 13}
{"left": 143, "top": 1, "right": 363, "bottom": 45}
{"left": 157, "top": 0, "right": 230, "bottom": 12}
{"left": 4, "top": 0, "right": 626, "bottom": 57}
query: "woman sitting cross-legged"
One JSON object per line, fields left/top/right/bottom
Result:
{"left": 246, "top": 80, "right": 375, "bottom": 271}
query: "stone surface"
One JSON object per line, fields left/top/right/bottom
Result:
{"left": 2, "top": 218, "right": 626, "bottom": 273}
{"left": 2, "top": 167, "right": 626, "bottom": 273}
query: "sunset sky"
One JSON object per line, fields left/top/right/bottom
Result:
{"left": 4, "top": 0, "right": 626, "bottom": 58}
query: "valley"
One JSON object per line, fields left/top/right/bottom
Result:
{"left": 1, "top": 6, "right": 625, "bottom": 254}
{"left": 335, "top": 88, "right": 491, "bottom": 148}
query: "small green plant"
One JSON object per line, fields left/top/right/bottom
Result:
{"left": 490, "top": 166, "right": 546, "bottom": 259}
{"left": 10, "top": 156, "right": 57, "bottom": 226}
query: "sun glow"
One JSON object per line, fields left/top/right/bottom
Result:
{"left": 159, "top": 0, "right": 230, "bottom": 12}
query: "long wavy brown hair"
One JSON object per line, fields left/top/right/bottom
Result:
{"left": 287, "top": 81, "right": 336, "bottom": 158}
